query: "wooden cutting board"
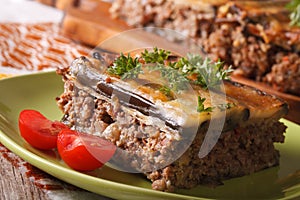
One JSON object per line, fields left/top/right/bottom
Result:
{"left": 61, "top": 1, "right": 193, "bottom": 55}
{"left": 61, "top": 0, "right": 300, "bottom": 124}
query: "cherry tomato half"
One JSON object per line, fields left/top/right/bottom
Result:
{"left": 57, "top": 129, "right": 116, "bottom": 171}
{"left": 19, "top": 109, "right": 69, "bottom": 150}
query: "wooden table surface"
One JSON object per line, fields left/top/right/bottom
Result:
{"left": 0, "top": 143, "right": 109, "bottom": 200}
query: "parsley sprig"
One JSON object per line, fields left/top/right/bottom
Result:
{"left": 197, "top": 98, "right": 236, "bottom": 113}
{"left": 121, "top": 64, "right": 143, "bottom": 79}
{"left": 197, "top": 96, "right": 213, "bottom": 113}
{"left": 107, "top": 48, "right": 234, "bottom": 112}
{"left": 108, "top": 48, "right": 232, "bottom": 89}
{"left": 170, "top": 54, "right": 233, "bottom": 89}
{"left": 107, "top": 53, "right": 142, "bottom": 79}
{"left": 148, "top": 63, "right": 189, "bottom": 92}
{"left": 216, "top": 102, "right": 236, "bottom": 111}
{"left": 286, "top": 0, "right": 300, "bottom": 27}
{"left": 159, "top": 85, "right": 173, "bottom": 99}
{"left": 141, "top": 47, "right": 170, "bottom": 64}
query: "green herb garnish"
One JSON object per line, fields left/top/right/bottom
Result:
{"left": 107, "top": 53, "right": 141, "bottom": 78}
{"left": 170, "top": 54, "right": 233, "bottom": 89}
{"left": 108, "top": 48, "right": 232, "bottom": 89}
{"left": 197, "top": 99, "right": 236, "bottom": 113}
{"left": 141, "top": 47, "right": 170, "bottom": 64}
{"left": 121, "top": 64, "right": 143, "bottom": 79}
{"left": 195, "top": 58, "right": 233, "bottom": 89}
{"left": 217, "top": 103, "right": 236, "bottom": 111}
{"left": 159, "top": 85, "right": 173, "bottom": 99}
{"left": 197, "top": 96, "right": 213, "bottom": 113}
{"left": 149, "top": 63, "right": 189, "bottom": 92}
{"left": 107, "top": 48, "right": 234, "bottom": 112}
{"left": 286, "top": 0, "right": 300, "bottom": 26}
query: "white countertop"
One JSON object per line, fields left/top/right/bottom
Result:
{"left": 0, "top": 0, "right": 63, "bottom": 23}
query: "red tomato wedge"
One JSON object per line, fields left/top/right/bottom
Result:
{"left": 19, "top": 110, "right": 69, "bottom": 150}
{"left": 57, "top": 129, "right": 116, "bottom": 171}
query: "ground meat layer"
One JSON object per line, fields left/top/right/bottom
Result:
{"left": 110, "top": 0, "right": 300, "bottom": 96}
{"left": 57, "top": 78, "right": 286, "bottom": 192}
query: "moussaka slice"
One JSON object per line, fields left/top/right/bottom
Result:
{"left": 56, "top": 48, "right": 288, "bottom": 192}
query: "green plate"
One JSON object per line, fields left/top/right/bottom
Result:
{"left": 0, "top": 71, "right": 299, "bottom": 200}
